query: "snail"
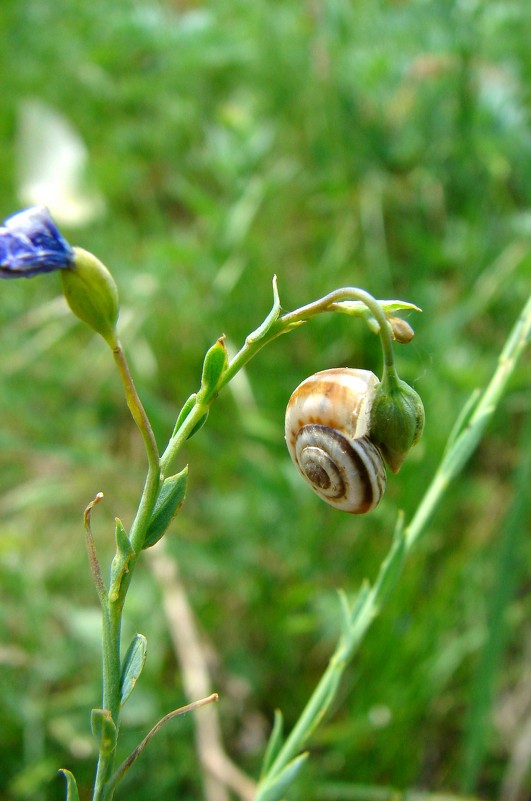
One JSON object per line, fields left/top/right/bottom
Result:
{"left": 284, "top": 368, "right": 387, "bottom": 514}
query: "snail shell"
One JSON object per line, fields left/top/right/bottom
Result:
{"left": 285, "top": 368, "right": 386, "bottom": 514}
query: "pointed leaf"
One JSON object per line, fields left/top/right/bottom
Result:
{"left": 143, "top": 467, "right": 188, "bottom": 549}
{"left": 343, "top": 581, "right": 371, "bottom": 629}
{"left": 260, "top": 709, "right": 284, "bottom": 779}
{"left": 91, "top": 708, "right": 117, "bottom": 756}
{"left": 173, "top": 394, "right": 196, "bottom": 435}
{"left": 120, "top": 633, "right": 148, "bottom": 706}
{"left": 59, "top": 769, "right": 79, "bottom": 801}
{"left": 246, "top": 275, "right": 282, "bottom": 343}
{"left": 105, "top": 694, "right": 219, "bottom": 794}
{"left": 383, "top": 299, "right": 422, "bottom": 313}
{"left": 187, "top": 411, "right": 209, "bottom": 440}
{"left": 109, "top": 518, "right": 134, "bottom": 602}
{"left": 115, "top": 517, "right": 133, "bottom": 558}
{"left": 173, "top": 394, "right": 209, "bottom": 440}
{"left": 258, "top": 752, "right": 309, "bottom": 801}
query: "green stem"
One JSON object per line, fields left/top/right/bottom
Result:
{"left": 160, "top": 396, "right": 210, "bottom": 476}
{"left": 92, "top": 343, "right": 163, "bottom": 801}
{"left": 161, "top": 288, "right": 398, "bottom": 475}
{"left": 93, "top": 606, "right": 122, "bottom": 801}
{"left": 254, "top": 295, "right": 530, "bottom": 799}
{"left": 280, "top": 287, "right": 397, "bottom": 373}
{"left": 112, "top": 342, "right": 159, "bottom": 468}
{"left": 111, "top": 341, "right": 161, "bottom": 553}
{"left": 88, "top": 289, "right": 406, "bottom": 799}
{"left": 405, "top": 292, "right": 531, "bottom": 552}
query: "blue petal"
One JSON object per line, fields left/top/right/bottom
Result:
{"left": 0, "top": 207, "right": 74, "bottom": 278}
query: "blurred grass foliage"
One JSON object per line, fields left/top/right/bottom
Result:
{"left": 0, "top": 0, "right": 529, "bottom": 799}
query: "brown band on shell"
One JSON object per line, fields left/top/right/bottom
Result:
{"left": 322, "top": 427, "right": 375, "bottom": 512}
{"left": 297, "top": 425, "right": 377, "bottom": 512}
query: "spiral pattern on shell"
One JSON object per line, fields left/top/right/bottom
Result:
{"left": 285, "top": 368, "right": 387, "bottom": 514}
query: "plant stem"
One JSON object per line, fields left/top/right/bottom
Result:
{"left": 280, "top": 287, "right": 397, "bottom": 373}
{"left": 460, "top": 423, "right": 530, "bottom": 792}
{"left": 160, "top": 396, "right": 210, "bottom": 475}
{"left": 161, "top": 290, "right": 402, "bottom": 475}
{"left": 93, "top": 605, "right": 122, "bottom": 801}
{"left": 112, "top": 342, "right": 159, "bottom": 470}
{"left": 112, "top": 342, "right": 161, "bottom": 552}
{"left": 92, "top": 343, "right": 163, "bottom": 801}
{"left": 405, "top": 292, "right": 531, "bottom": 552}
{"left": 254, "top": 295, "right": 530, "bottom": 799}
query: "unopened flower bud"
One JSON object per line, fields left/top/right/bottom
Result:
{"left": 388, "top": 316, "right": 415, "bottom": 344}
{"left": 61, "top": 247, "right": 119, "bottom": 347}
{"left": 370, "top": 372, "right": 425, "bottom": 473}
{"left": 200, "top": 336, "right": 228, "bottom": 401}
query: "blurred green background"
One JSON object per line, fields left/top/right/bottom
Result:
{"left": 0, "top": 1, "right": 529, "bottom": 800}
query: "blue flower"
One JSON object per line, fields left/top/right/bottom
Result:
{"left": 0, "top": 206, "right": 74, "bottom": 278}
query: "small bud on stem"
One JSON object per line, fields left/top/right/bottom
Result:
{"left": 370, "top": 367, "right": 425, "bottom": 473}
{"left": 61, "top": 247, "right": 120, "bottom": 347}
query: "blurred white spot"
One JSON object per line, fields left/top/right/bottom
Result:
{"left": 368, "top": 704, "right": 392, "bottom": 728}
{"left": 16, "top": 99, "right": 105, "bottom": 227}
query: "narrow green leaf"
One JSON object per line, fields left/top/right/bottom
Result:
{"left": 143, "top": 467, "right": 188, "bottom": 549}
{"left": 120, "top": 633, "right": 148, "bottom": 706}
{"left": 260, "top": 709, "right": 284, "bottom": 779}
{"left": 333, "top": 298, "right": 422, "bottom": 319}
{"left": 201, "top": 336, "right": 228, "bottom": 399}
{"left": 115, "top": 517, "right": 133, "bottom": 558}
{"left": 344, "top": 581, "right": 371, "bottom": 629}
{"left": 246, "top": 275, "right": 282, "bottom": 343}
{"left": 188, "top": 411, "right": 209, "bottom": 439}
{"left": 173, "top": 394, "right": 197, "bottom": 436}
{"left": 91, "top": 708, "right": 117, "bottom": 756}
{"left": 106, "top": 694, "right": 219, "bottom": 794}
{"left": 109, "top": 518, "right": 134, "bottom": 602}
{"left": 58, "top": 769, "right": 79, "bottom": 801}
{"left": 258, "top": 752, "right": 309, "bottom": 801}
{"left": 173, "top": 394, "right": 209, "bottom": 440}
{"left": 461, "top": 424, "right": 530, "bottom": 790}
{"left": 379, "top": 299, "right": 422, "bottom": 314}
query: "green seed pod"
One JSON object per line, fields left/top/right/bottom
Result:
{"left": 61, "top": 247, "right": 119, "bottom": 347}
{"left": 369, "top": 373, "right": 425, "bottom": 473}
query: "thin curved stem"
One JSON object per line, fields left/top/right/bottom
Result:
{"left": 91, "top": 343, "right": 163, "bottom": 801}
{"left": 160, "top": 396, "right": 209, "bottom": 476}
{"left": 253, "top": 295, "right": 531, "bottom": 800}
{"left": 280, "top": 287, "right": 397, "bottom": 372}
{"left": 91, "top": 287, "right": 414, "bottom": 799}
{"left": 112, "top": 341, "right": 159, "bottom": 470}
{"left": 161, "top": 289, "right": 399, "bottom": 476}
{"left": 111, "top": 341, "right": 161, "bottom": 553}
